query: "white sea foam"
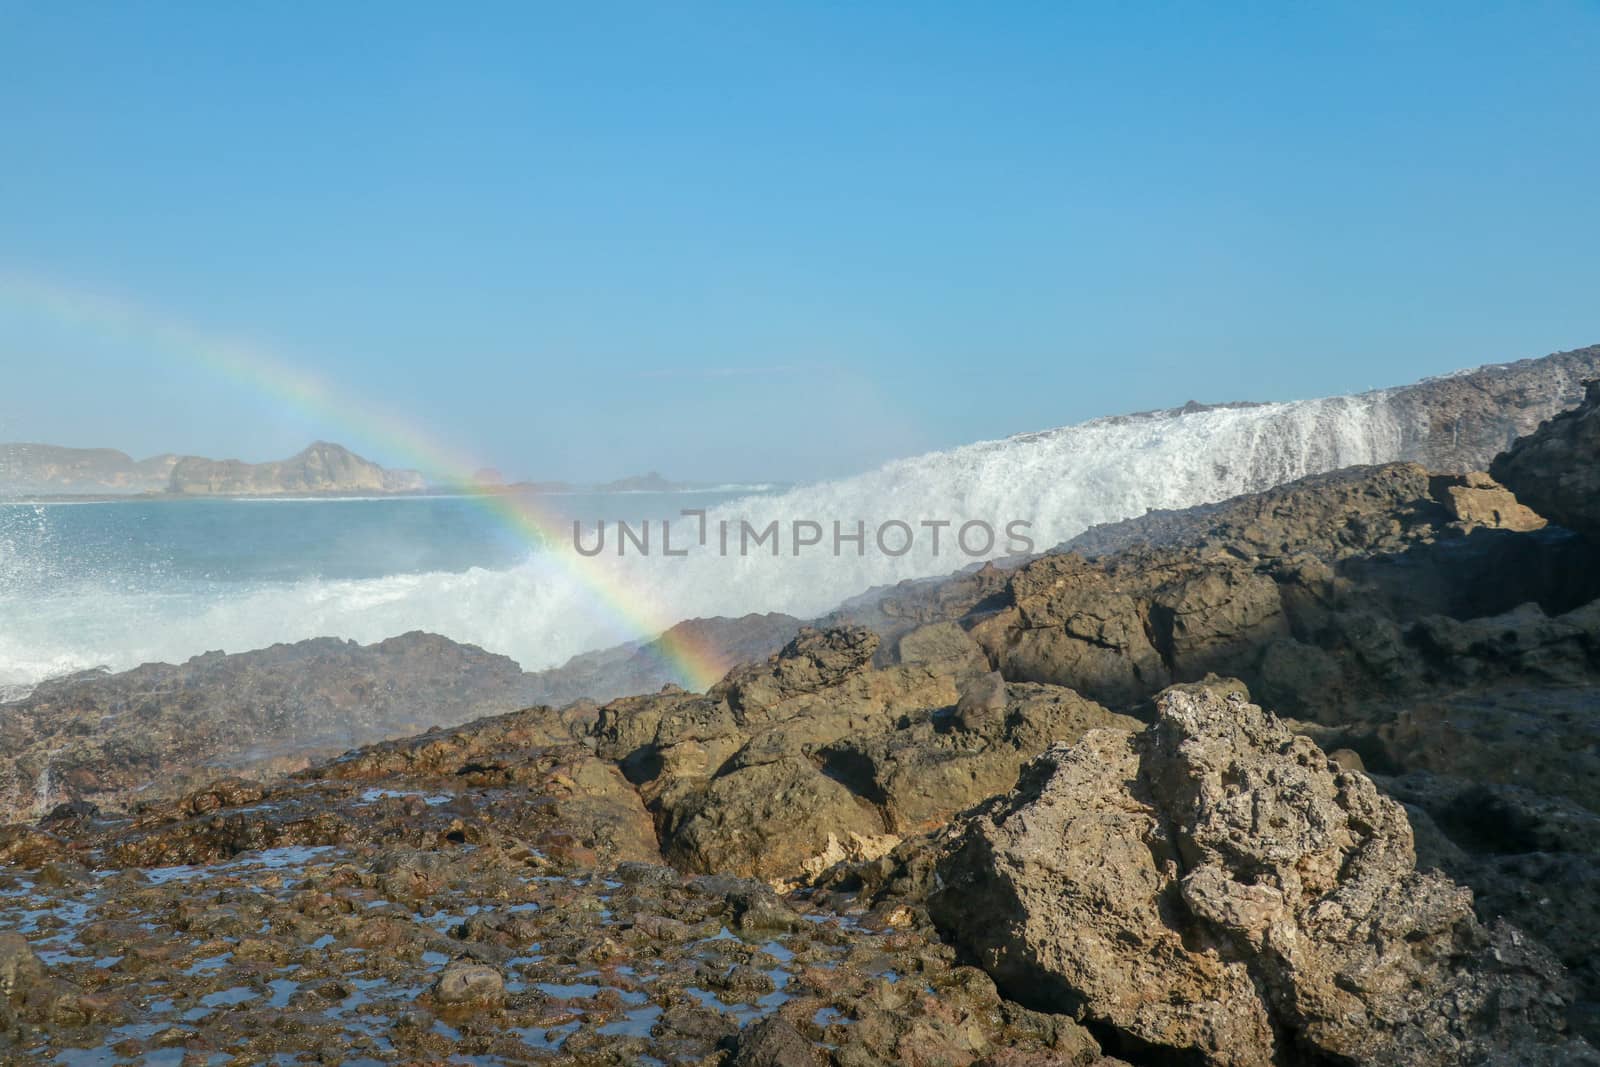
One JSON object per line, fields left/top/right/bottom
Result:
{"left": 0, "top": 390, "right": 1420, "bottom": 689}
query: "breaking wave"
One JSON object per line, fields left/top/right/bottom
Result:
{"left": 0, "top": 389, "right": 1433, "bottom": 693}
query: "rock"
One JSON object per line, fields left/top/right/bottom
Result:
{"left": 953, "top": 671, "right": 1008, "bottom": 733}
{"left": 180, "top": 778, "right": 267, "bottom": 816}
{"left": 720, "top": 626, "right": 881, "bottom": 712}
{"left": 0, "top": 615, "right": 815, "bottom": 821}
{"left": 666, "top": 755, "right": 884, "bottom": 881}
{"left": 0, "top": 632, "right": 544, "bottom": 819}
{"left": 932, "top": 725, "right": 1274, "bottom": 1062}
{"left": 0, "top": 933, "right": 42, "bottom": 1002}
{"left": 34, "top": 861, "right": 89, "bottom": 887}
{"left": 818, "top": 681, "right": 1140, "bottom": 837}
{"left": 602, "top": 613, "right": 1151, "bottom": 880}
{"left": 891, "top": 621, "right": 990, "bottom": 678}
{"left": 1431, "top": 471, "right": 1547, "bottom": 531}
{"left": 430, "top": 962, "right": 505, "bottom": 1009}
{"left": 968, "top": 461, "right": 1600, "bottom": 725}
{"left": 997, "top": 554, "right": 1171, "bottom": 705}
{"left": 542, "top": 612, "right": 804, "bottom": 706}
{"left": 1373, "top": 682, "right": 1600, "bottom": 811}
{"left": 729, "top": 1016, "right": 825, "bottom": 1066}
{"left": 930, "top": 687, "right": 1586, "bottom": 1066}
{"left": 1493, "top": 379, "right": 1600, "bottom": 541}
{"left": 685, "top": 875, "right": 806, "bottom": 933}
{"left": 597, "top": 624, "right": 971, "bottom": 880}
{"left": 1327, "top": 747, "right": 1364, "bottom": 772}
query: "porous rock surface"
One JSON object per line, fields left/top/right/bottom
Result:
{"left": 595, "top": 625, "right": 1138, "bottom": 883}
{"left": 930, "top": 687, "right": 1589, "bottom": 1066}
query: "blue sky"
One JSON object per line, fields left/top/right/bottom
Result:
{"left": 1, "top": 2, "right": 1596, "bottom": 482}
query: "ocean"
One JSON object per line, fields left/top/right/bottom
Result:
{"left": 0, "top": 390, "right": 1425, "bottom": 698}
{"left": 0, "top": 489, "right": 770, "bottom": 695}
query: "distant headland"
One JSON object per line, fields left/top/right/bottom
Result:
{"left": 0, "top": 441, "right": 423, "bottom": 498}
{"left": 0, "top": 440, "right": 753, "bottom": 500}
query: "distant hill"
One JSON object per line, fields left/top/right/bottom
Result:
{"left": 594, "top": 471, "right": 684, "bottom": 492}
{"left": 166, "top": 441, "right": 426, "bottom": 496}
{"left": 0, "top": 443, "right": 179, "bottom": 495}
{"left": 0, "top": 439, "right": 765, "bottom": 500}
{"left": 0, "top": 440, "right": 426, "bottom": 498}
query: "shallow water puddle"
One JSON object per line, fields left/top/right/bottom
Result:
{"left": 1, "top": 838, "right": 907, "bottom": 1064}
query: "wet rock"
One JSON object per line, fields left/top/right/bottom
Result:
{"left": 0, "top": 632, "right": 544, "bottom": 818}
{"left": 0, "top": 933, "right": 41, "bottom": 1003}
{"left": 0, "top": 826, "right": 66, "bottom": 868}
{"left": 35, "top": 801, "right": 98, "bottom": 830}
{"left": 33, "top": 861, "right": 89, "bottom": 888}
{"left": 614, "top": 861, "right": 680, "bottom": 887}
{"left": 431, "top": 961, "right": 506, "bottom": 1010}
{"left": 730, "top": 1015, "right": 826, "bottom": 1066}
{"left": 930, "top": 687, "right": 1587, "bottom": 1066}
{"left": 180, "top": 777, "right": 267, "bottom": 816}
{"left": 684, "top": 874, "right": 804, "bottom": 932}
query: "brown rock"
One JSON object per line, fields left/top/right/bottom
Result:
{"left": 1432, "top": 471, "right": 1547, "bottom": 531}
{"left": 930, "top": 687, "right": 1584, "bottom": 1066}
{"left": 730, "top": 1016, "right": 827, "bottom": 1066}
{"left": 430, "top": 961, "right": 505, "bottom": 1009}
{"left": 1493, "top": 379, "right": 1600, "bottom": 541}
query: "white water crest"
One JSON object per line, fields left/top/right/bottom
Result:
{"left": 0, "top": 390, "right": 1419, "bottom": 690}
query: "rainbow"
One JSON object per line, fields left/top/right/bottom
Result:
{"left": 0, "top": 270, "right": 733, "bottom": 692}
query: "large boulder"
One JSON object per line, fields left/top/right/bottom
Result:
{"left": 595, "top": 626, "right": 968, "bottom": 881}
{"left": 930, "top": 688, "right": 1586, "bottom": 1066}
{"left": 596, "top": 624, "right": 1140, "bottom": 883}
{"left": 1493, "top": 380, "right": 1600, "bottom": 541}
{"left": 815, "top": 675, "right": 1141, "bottom": 835}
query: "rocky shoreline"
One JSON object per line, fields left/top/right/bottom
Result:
{"left": 3, "top": 381, "right": 1600, "bottom": 1063}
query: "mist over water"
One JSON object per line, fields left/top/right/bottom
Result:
{"left": 0, "top": 392, "right": 1413, "bottom": 693}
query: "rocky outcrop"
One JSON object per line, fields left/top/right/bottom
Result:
{"left": 166, "top": 440, "right": 425, "bottom": 495}
{"left": 929, "top": 688, "right": 1588, "bottom": 1065}
{"left": 0, "top": 443, "right": 177, "bottom": 495}
{"left": 0, "top": 695, "right": 1129, "bottom": 1065}
{"left": 1493, "top": 379, "right": 1600, "bottom": 541}
{"left": 0, "top": 633, "right": 539, "bottom": 818}
{"left": 0, "top": 616, "right": 808, "bottom": 820}
{"left": 966, "top": 462, "right": 1600, "bottom": 721}
{"left": 594, "top": 624, "right": 1138, "bottom": 883}
{"left": 2, "top": 700, "right": 658, "bottom": 874}
{"left": 0, "top": 812, "right": 1126, "bottom": 1062}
